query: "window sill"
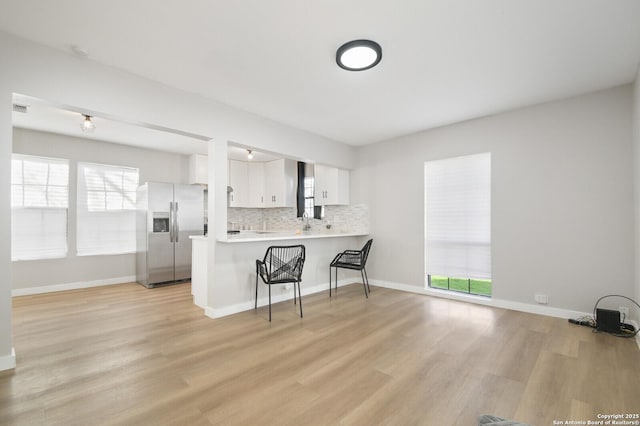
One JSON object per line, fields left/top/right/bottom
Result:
{"left": 424, "top": 286, "right": 492, "bottom": 302}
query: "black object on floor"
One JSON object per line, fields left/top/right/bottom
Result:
{"left": 596, "top": 308, "right": 621, "bottom": 333}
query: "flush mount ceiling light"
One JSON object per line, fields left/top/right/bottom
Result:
{"left": 81, "top": 114, "right": 95, "bottom": 133}
{"left": 336, "top": 39, "right": 382, "bottom": 71}
{"left": 247, "top": 149, "right": 253, "bottom": 160}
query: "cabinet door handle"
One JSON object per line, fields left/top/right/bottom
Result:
{"left": 261, "top": 196, "right": 263, "bottom": 203}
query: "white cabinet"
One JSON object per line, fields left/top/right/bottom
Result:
{"left": 314, "top": 165, "right": 350, "bottom": 206}
{"left": 248, "top": 162, "right": 265, "bottom": 207}
{"left": 189, "top": 154, "right": 208, "bottom": 185}
{"left": 264, "top": 159, "right": 296, "bottom": 207}
{"left": 190, "top": 236, "right": 207, "bottom": 308}
{"left": 228, "top": 158, "right": 296, "bottom": 208}
{"left": 228, "top": 160, "right": 249, "bottom": 207}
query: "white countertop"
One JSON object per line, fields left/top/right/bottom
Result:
{"left": 216, "top": 229, "right": 368, "bottom": 243}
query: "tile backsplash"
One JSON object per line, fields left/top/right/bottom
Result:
{"left": 228, "top": 204, "right": 369, "bottom": 234}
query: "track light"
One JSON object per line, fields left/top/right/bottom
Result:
{"left": 247, "top": 150, "right": 253, "bottom": 160}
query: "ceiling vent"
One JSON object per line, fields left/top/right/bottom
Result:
{"left": 12, "top": 104, "right": 28, "bottom": 113}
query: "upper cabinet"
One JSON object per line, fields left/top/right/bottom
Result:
{"left": 228, "top": 160, "right": 249, "bottom": 207}
{"left": 189, "top": 154, "right": 208, "bottom": 185}
{"left": 264, "top": 159, "right": 296, "bottom": 207}
{"left": 248, "top": 162, "right": 266, "bottom": 207}
{"left": 228, "top": 158, "right": 296, "bottom": 208}
{"left": 315, "top": 164, "right": 350, "bottom": 206}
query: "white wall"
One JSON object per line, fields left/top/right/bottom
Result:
{"left": 0, "top": 87, "right": 13, "bottom": 370}
{"left": 354, "top": 85, "right": 634, "bottom": 314}
{"left": 633, "top": 67, "right": 640, "bottom": 307}
{"left": 0, "top": 31, "right": 356, "bottom": 370}
{"left": 11, "top": 128, "right": 192, "bottom": 291}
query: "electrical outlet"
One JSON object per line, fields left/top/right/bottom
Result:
{"left": 534, "top": 294, "right": 548, "bottom": 304}
{"left": 619, "top": 307, "right": 629, "bottom": 318}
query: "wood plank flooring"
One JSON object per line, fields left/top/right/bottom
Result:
{"left": 1, "top": 282, "right": 639, "bottom": 425}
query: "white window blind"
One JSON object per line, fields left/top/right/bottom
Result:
{"left": 11, "top": 154, "right": 69, "bottom": 260}
{"left": 77, "top": 162, "right": 139, "bottom": 256}
{"left": 425, "top": 152, "right": 491, "bottom": 280}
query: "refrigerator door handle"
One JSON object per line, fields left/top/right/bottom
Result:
{"left": 169, "top": 201, "right": 175, "bottom": 243}
{"left": 174, "top": 202, "right": 179, "bottom": 242}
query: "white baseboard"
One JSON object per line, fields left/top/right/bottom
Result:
{"left": 369, "top": 279, "right": 591, "bottom": 320}
{"left": 12, "top": 276, "right": 136, "bottom": 297}
{"left": 626, "top": 320, "right": 640, "bottom": 350}
{"left": 0, "top": 348, "right": 16, "bottom": 372}
{"left": 205, "top": 278, "right": 353, "bottom": 319}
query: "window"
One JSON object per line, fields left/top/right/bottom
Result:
{"left": 77, "top": 162, "right": 139, "bottom": 256}
{"left": 304, "top": 175, "right": 315, "bottom": 218}
{"left": 297, "top": 162, "right": 318, "bottom": 218}
{"left": 424, "top": 153, "right": 491, "bottom": 296}
{"left": 11, "top": 154, "right": 69, "bottom": 260}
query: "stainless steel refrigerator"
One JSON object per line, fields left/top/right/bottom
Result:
{"left": 136, "top": 182, "right": 204, "bottom": 288}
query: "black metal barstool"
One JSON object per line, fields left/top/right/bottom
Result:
{"left": 255, "top": 245, "right": 306, "bottom": 321}
{"left": 329, "top": 239, "right": 373, "bottom": 298}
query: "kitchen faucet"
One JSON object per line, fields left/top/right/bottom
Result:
{"left": 302, "top": 211, "right": 311, "bottom": 231}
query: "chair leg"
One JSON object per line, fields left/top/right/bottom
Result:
{"left": 329, "top": 266, "right": 332, "bottom": 297}
{"left": 364, "top": 268, "right": 371, "bottom": 293}
{"left": 334, "top": 267, "right": 338, "bottom": 294}
{"left": 268, "top": 285, "right": 272, "bottom": 322}
{"left": 255, "top": 273, "right": 259, "bottom": 310}
{"left": 361, "top": 270, "right": 368, "bottom": 298}
{"left": 293, "top": 282, "right": 297, "bottom": 304}
{"left": 297, "top": 280, "right": 303, "bottom": 318}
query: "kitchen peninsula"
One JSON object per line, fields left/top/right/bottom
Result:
{"left": 191, "top": 207, "right": 370, "bottom": 319}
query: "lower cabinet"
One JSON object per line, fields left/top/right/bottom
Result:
{"left": 190, "top": 237, "right": 207, "bottom": 308}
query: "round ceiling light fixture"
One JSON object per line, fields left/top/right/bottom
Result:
{"left": 336, "top": 39, "right": 382, "bottom": 71}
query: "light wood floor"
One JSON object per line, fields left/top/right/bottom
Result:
{"left": 1, "top": 283, "right": 639, "bottom": 426}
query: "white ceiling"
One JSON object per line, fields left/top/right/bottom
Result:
{"left": 2, "top": 1, "right": 640, "bottom": 146}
